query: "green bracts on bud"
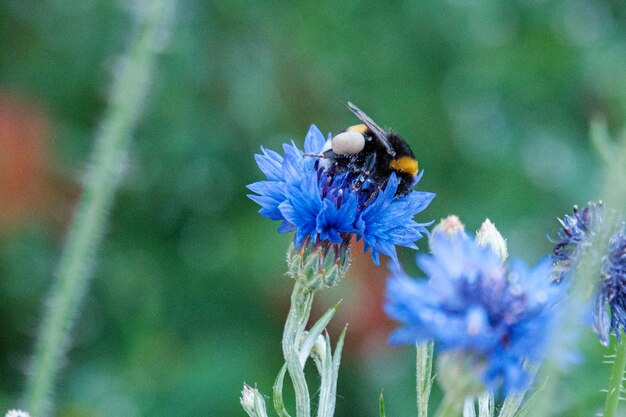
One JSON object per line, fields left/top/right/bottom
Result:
{"left": 287, "top": 243, "right": 351, "bottom": 290}
{"left": 279, "top": 242, "right": 350, "bottom": 417}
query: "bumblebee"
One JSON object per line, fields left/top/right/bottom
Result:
{"left": 314, "top": 102, "right": 419, "bottom": 198}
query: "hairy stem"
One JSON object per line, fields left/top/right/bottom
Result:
{"left": 22, "top": 2, "right": 174, "bottom": 416}
{"left": 282, "top": 280, "right": 314, "bottom": 417}
{"left": 416, "top": 341, "right": 434, "bottom": 417}
{"left": 603, "top": 340, "right": 626, "bottom": 417}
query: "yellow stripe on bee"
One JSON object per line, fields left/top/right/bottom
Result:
{"left": 389, "top": 157, "right": 418, "bottom": 176}
{"left": 347, "top": 124, "right": 368, "bottom": 134}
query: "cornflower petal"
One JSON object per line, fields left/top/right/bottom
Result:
{"left": 549, "top": 203, "right": 626, "bottom": 345}
{"left": 356, "top": 173, "right": 435, "bottom": 265}
{"left": 247, "top": 181, "right": 287, "bottom": 220}
{"left": 386, "top": 233, "right": 563, "bottom": 394}
{"left": 248, "top": 124, "right": 434, "bottom": 264}
{"left": 304, "top": 124, "right": 326, "bottom": 154}
{"left": 255, "top": 147, "right": 285, "bottom": 181}
{"left": 596, "top": 225, "right": 626, "bottom": 344}
{"left": 550, "top": 202, "right": 602, "bottom": 281}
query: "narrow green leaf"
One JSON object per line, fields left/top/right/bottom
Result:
{"left": 513, "top": 376, "right": 549, "bottom": 417}
{"left": 477, "top": 392, "right": 493, "bottom": 417}
{"left": 332, "top": 326, "right": 348, "bottom": 375}
{"left": 273, "top": 363, "right": 291, "bottom": 417}
{"left": 380, "top": 392, "right": 386, "bottom": 417}
{"left": 282, "top": 281, "right": 314, "bottom": 417}
{"left": 416, "top": 341, "right": 434, "bottom": 417}
{"left": 328, "top": 325, "right": 348, "bottom": 416}
{"left": 317, "top": 332, "right": 335, "bottom": 417}
{"left": 497, "top": 391, "right": 523, "bottom": 417}
{"left": 299, "top": 300, "right": 342, "bottom": 367}
{"left": 464, "top": 397, "right": 476, "bottom": 417}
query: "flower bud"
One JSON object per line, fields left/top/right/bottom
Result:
{"left": 240, "top": 384, "right": 267, "bottom": 417}
{"left": 240, "top": 384, "right": 256, "bottom": 412}
{"left": 287, "top": 242, "right": 351, "bottom": 290}
{"left": 430, "top": 215, "right": 467, "bottom": 252}
{"left": 475, "top": 219, "right": 508, "bottom": 262}
{"left": 431, "top": 215, "right": 466, "bottom": 239}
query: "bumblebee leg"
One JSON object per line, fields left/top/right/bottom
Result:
{"left": 353, "top": 174, "right": 367, "bottom": 190}
{"left": 352, "top": 152, "right": 378, "bottom": 190}
{"left": 323, "top": 149, "right": 341, "bottom": 159}
{"left": 363, "top": 152, "right": 377, "bottom": 176}
{"left": 362, "top": 185, "right": 384, "bottom": 206}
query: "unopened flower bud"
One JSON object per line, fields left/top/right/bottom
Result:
{"left": 430, "top": 215, "right": 467, "bottom": 252}
{"left": 240, "top": 384, "right": 256, "bottom": 411}
{"left": 431, "top": 215, "right": 466, "bottom": 239}
{"left": 240, "top": 384, "right": 267, "bottom": 417}
{"left": 287, "top": 243, "right": 351, "bottom": 290}
{"left": 476, "top": 219, "right": 508, "bottom": 262}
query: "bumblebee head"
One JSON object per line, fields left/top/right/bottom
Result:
{"left": 331, "top": 130, "right": 365, "bottom": 155}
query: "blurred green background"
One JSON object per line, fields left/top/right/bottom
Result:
{"left": 1, "top": 0, "right": 626, "bottom": 416}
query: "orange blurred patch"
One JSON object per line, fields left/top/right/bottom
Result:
{"left": 0, "top": 92, "right": 51, "bottom": 230}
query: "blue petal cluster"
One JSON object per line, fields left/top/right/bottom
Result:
{"left": 551, "top": 202, "right": 602, "bottom": 281}
{"left": 594, "top": 225, "right": 626, "bottom": 345}
{"left": 248, "top": 125, "right": 435, "bottom": 265}
{"left": 549, "top": 203, "right": 626, "bottom": 344}
{"left": 385, "top": 234, "right": 562, "bottom": 393}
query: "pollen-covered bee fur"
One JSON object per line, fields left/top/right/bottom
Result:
{"left": 346, "top": 123, "right": 368, "bottom": 135}
{"left": 389, "top": 156, "right": 418, "bottom": 176}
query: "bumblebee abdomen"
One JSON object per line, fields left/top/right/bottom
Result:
{"left": 389, "top": 156, "right": 418, "bottom": 176}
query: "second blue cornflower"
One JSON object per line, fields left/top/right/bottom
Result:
{"left": 549, "top": 203, "right": 626, "bottom": 345}
{"left": 386, "top": 220, "right": 563, "bottom": 394}
{"left": 595, "top": 225, "right": 626, "bottom": 345}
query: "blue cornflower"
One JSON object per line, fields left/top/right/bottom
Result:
{"left": 248, "top": 125, "right": 435, "bottom": 265}
{"left": 551, "top": 202, "right": 603, "bottom": 282}
{"left": 594, "top": 225, "right": 626, "bottom": 345}
{"left": 386, "top": 233, "right": 562, "bottom": 394}
{"left": 549, "top": 203, "right": 626, "bottom": 345}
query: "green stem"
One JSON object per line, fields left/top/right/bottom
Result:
{"left": 22, "top": 2, "right": 174, "bottom": 416}
{"left": 282, "top": 280, "right": 314, "bottom": 417}
{"left": 434, "top": 394, "right": 461, "bottom": 417}
{"left": 603, "top": 340, "right": 626, "bottom": 417}
{"left": 416, "top": 341, "right": 434, "bottom": 417}
{"left": 497, "top": 391, "right": 523, "bottom": 417}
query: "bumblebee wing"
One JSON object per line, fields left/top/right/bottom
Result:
{"left": 346, "top": 102, "right": 396, "bottom": 157}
